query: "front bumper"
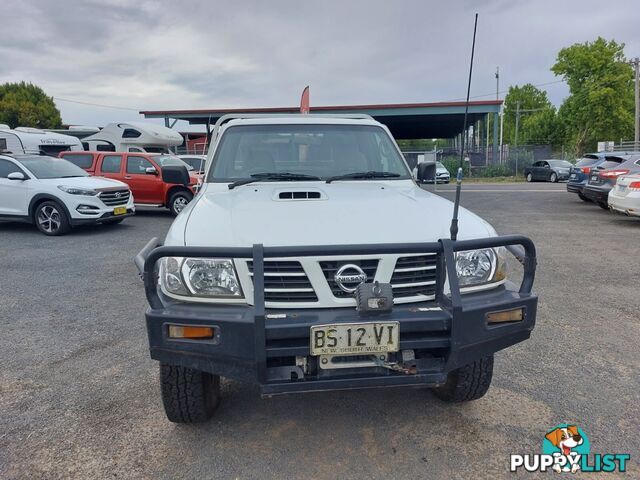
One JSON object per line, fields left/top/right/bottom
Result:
{"left": 66, "top": 194, "right": 135, "bottom": 225}
{"left": 70, "top": 208, "right": 135, "bottom": 226}
{"left": 135, "top": 236, "right": 537, "bottom": 396}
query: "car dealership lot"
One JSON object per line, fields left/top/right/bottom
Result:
{"left": 1, "top": 183, "right": 638, "bottom": 479}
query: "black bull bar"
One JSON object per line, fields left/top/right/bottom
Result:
{"left": 135, "top": 235, "right": 537, "bottom": 393}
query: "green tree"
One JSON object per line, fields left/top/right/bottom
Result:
{"left": 502, "top": 84, "right": 557, "bottom": 146}
{"left": 0, "top": 82, "right": 62, "bottom": 129}
{"left": 552, "top": 37, "right": 634, "bottom": 155}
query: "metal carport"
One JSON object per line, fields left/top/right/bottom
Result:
{"left": 140, "top": 100, "right": 502, "bottom": 163}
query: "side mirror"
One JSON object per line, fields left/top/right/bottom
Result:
{"left": 7, "top": 171, "right": 26, "bottom": 181}
{"left": 416, "top": 161, "right": 436, "bottom": 183}
{"left": 145, "top": 166, "right": 158, "bottom": 175}
{"left": 544, "top": 164, "right": 550, "bottom": 169}
{"left": 161, "top": 165, "right": 189, "bottom": 185}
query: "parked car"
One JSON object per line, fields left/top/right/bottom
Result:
{"left": 134, "top": 114, "right": 538, "bottom": 424}
{"left": 566, "top": 153, "right": 606, "bottom": 201}
{"left": 0, "top": 153, "right": 134, "bottom": 235}
{"left": 59, "top": 151, "right": 200, "bottom": 215}
{"left": 435, "top": 161, "right": 450, "bottom": 183}
{"left": 582, "top": 154, "right": 640, "bottom": 209}
{"left": 608, "top": 172, "right": 640, "bottom": 217}
{"left": 178, "top": 154, "right": 206, "bottom": 173}
{"left": 525, "top": 159, "right": 573, "bottom": 182}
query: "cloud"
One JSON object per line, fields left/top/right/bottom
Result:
{"left": 0, "top": 0, "right": 638, "bottom": 129}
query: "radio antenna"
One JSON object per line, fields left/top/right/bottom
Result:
{"left": 450, "top": 13, "right": 478, "bottom": 241}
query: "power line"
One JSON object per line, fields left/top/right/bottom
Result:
{"left": 53, "top": 96, "right": 140, "bottom": 112}
{"left": 446, "top": 79, "right": 565, "bottom": 102}
{"left": 53, "top": 78, "right": 567, "bottom": 115}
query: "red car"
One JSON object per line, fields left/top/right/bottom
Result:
{"left": 59, "top": 151, "right": 200, "bottom": 215}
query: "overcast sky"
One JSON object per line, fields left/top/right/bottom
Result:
{"left": 1, "top": 0, "right": 638, "bottom": 131}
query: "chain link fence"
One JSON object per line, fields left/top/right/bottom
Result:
{"left": 402, "top": 145, "right": 554, "bottom": 178}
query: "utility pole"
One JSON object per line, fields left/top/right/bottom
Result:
{"left": 496, "top": 67, "right": 504, "bottom": 163}
{"left": 514, "top": 101, "right": 520, "bottom": 177}
{"left": 631, "top": 57, "right": 639, "bottom": 149}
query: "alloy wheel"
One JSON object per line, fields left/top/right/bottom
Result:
{"left": 37, "top": 205, "right": 61, "bottom": 233}
{"left": 173, "top": 196, "right": 188, "bottom": 213}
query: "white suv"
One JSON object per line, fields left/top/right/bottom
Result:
{"left": 136, "top": 115, "right": 538, "bottom": 423}
{"left": 0, "top": 154, "right": 135, "bottom": 235}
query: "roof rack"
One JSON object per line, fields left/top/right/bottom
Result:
{"left": 209, "top": 113, "right": 375, "bottom": 145}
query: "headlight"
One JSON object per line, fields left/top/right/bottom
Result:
{"left": 161, "top": 257, "right": 242, "bottom": 298}
{"left": 455, "top": 248, "right": 506, "bottom": 287}
{"left": 57, "top": 185, "right": 99, "bottom": 196}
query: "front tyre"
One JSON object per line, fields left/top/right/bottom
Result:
{"left": 34, "top": 201, "right": 71, "bottom": 236}
{"left": 160, "top": 363, "right": 220, "bottom": 423}
{"left": 432, "top": 356, "right": 493, "bottom": 402}
{"left": 549, "top": 172, "right": 558, "bottom": 183}
{"left": 169, "top": 191, "right": 193, "bottom": 216}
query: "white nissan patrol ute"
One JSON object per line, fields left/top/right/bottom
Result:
{"left": 136, "top": 114, "right": 538, "bottom": 423}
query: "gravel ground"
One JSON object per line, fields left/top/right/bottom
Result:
{"left": 1, "top": 183, "right": 638, "bottom": 479}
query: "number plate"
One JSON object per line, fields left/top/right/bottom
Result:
{"left": 113, "top": 206, "right": 127, "bottom": 215}
{"left": 570, "top": 173, "right": 576, "bottom": 179}
{"left": 310, "top": 322, "right": 399, "bottom": 356}
{"left": 618, "top": 185, "right": 627, "bottom": 192}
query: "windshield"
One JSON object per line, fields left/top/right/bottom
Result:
{"left": 17, "top": 156, "right": 89, "bottom": 179}
{"left": 547, "top": 160, "right": 573, "bottom": 168}
{"left": 208, "top": 124, "right": 411, "bottom": 182}
{"left": 436, "top": 162, "right": 446, "bottom": 169}
{"left": 153, "top": 155, "right": 194, "bottom": 171}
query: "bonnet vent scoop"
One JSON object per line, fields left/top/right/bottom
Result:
{"left": 275, "top": 189, "right": 326, "bottom": 201}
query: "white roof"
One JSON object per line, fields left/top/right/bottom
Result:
{"left": 224, "top": 116, "right": 381, "bottom": 128}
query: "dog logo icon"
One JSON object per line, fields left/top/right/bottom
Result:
{"left": 543, "top": 424, "right": 589, "bottom": 473}
{"left": 511, "top": 424, "right": 629, "bottom": 473}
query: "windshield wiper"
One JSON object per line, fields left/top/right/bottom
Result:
{"left": 228, "top": 172, "right": 321, "bottom": 189}
{"left": 59, "top": 175, "right": 84, "bottom": 178}
{"left": 325, "top": 171, "right": 401, "bottom": 183}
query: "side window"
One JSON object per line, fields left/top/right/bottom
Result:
{"left": 101, "top": 155, "right": 122, "bottom": 173}
{"left": 96, "top": 144, "right": 116, "bottom": 152}
{"left": 0, "top": 159, "right": 22, "bottom": 178}
{"left": 127, "top": 155, "right": 154, "bottom": 174}
{"left": 128, "top": 147, "right": 144, "bottom": 152}
{"left": 122, "top": 128, "right": 142, "bottom": 138}
{"left": 63, "top": 154, "right": 94, "bottom": 169}
{"left": 0, "top": 139, "right": 7, "bottom": 151}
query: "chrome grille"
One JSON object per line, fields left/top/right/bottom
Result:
{"left": 247, "top": 260, "right": 317, "bottom": 303}
{"left": 320, "top": 259, "right": 379, "bottom": 298}
{"left": 390, "top": 254, "right": 438, "bottom": 298}
{"left": 100, "top": 189, "right": 130, "bottom": 206}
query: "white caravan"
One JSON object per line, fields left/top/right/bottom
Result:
{"left": 80, "top": 122, "right": 183, "bottom": 153}
{"left": 0, "top": 125, "right": 83, "bottom": 155}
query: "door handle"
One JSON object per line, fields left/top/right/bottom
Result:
{"left": 124, "top": 176, "right": 132, "bottom": 179}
